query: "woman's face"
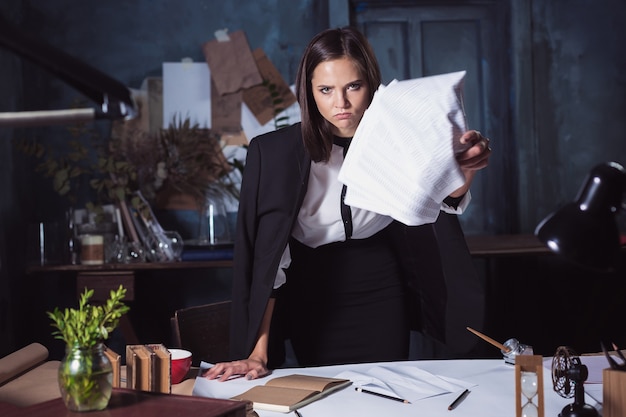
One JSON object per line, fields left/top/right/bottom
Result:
{"left": 311, "top": 57, "right": 370, "bottom": 138}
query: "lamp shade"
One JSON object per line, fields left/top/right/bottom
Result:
{"left": 535, "top": 162, "right": 626, "bottom": 272}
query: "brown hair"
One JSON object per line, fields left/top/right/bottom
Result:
{"left": 295, "top": 27, "right": 382, "bottom": 162}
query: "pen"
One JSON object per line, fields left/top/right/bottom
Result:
{"left": 355, "top": 387, "right": 411, "bottom": 404}
{"left": 466, "top": 327, "right": 510, "bottom": 352}
{"left": 448, "top": 389, "right": 470, "bottom": 410}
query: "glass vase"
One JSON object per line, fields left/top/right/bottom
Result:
{"left": 58, "top": 343, "right": 113, "bottom": 412}
{"left": 197, "top": 193, "right": 231, "bottom": 245}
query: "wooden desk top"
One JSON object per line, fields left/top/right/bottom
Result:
{"left": 0, "top": 388, "right": 247, "bottom": 417}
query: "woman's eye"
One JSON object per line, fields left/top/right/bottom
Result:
{"left": 348, "top": 83, "right": 361, "bottom": 91}
{"left": 319, "top": 87, "right": 331, "bottom": 94}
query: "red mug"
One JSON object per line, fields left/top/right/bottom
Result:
{"left": 169, "top": 349, "right": 192, "bottom": 384}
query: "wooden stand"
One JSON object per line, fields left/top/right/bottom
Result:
{"left": 603, "top": 368, "right": 626, "bottom": 417}
{"left": 515, "top": 355, "right": 544, "bottom": 417}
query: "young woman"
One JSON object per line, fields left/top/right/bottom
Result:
{"left": 205, "top": 26, "right": 491, "bottom": 381}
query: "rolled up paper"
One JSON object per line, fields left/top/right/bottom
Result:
{"left": 0, "top": 343, "right": 48, "bottom": 385}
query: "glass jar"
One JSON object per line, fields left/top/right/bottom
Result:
{"left": 502, "top": 338, "right": 533, "bottom": 365}
{"left": 197, "top": 193, "right": 231, "bottom": 245}
{"left": 58, "top": 343, "right": 113, "bottom": 412}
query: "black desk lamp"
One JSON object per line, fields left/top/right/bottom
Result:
{"left": 0, "top": 14, "right": 136, "bottom": 127}
{"left": 535, "top": 161, "right": 626, "bottom": 272}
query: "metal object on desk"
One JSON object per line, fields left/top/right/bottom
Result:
{"left": 551, "top": 346, "right": 599, "bottom": 417}
{"left": 502, "top": 338, "right": 534, "bottom": 365}
{"left": 466, "top": 327, "right": 533, "bottom": 365}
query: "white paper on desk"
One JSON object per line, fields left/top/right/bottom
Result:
{"left": 335, "top": 365, "right": 475, "bottom": 402}
{"left": 337, "top": 71, "right": 469, "bottom": 226}
{"left": 192, "top": 362, "right": 266, "bottom": 400}
{"left": 162, "top": 62, "right": 212, "bottom": 129}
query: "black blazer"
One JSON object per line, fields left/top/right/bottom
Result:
{"left": 229, "top": 123, "right": 485, "bottom": 365}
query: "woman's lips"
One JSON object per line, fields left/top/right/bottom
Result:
{"left": 335, "top": 112, "right": 351, "bottom": 120}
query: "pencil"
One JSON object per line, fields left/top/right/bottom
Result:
{"left": 448, "top": 389, "right": 470, "bottom": 410}
{"left": 355, "top": 387, "right": 411, "bottom": 404}
{"left": 466, "top": 327, "right": 510, "bottom": 352}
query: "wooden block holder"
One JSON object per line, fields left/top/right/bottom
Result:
{"left": 603, "top": 368, "right": 626, "bottom": 417}
{"left": 515, "top": 355, "right": 545, "bottom": 417}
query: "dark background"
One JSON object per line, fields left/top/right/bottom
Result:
{"left": 1, "top": 0, "right": 625, "bottom": 361}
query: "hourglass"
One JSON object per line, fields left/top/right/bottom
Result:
{"left": 515, "top": 355, "right": 544, "bottom": 417}
{"left": 520, "top": 371, "right": 538, "bottom": 417}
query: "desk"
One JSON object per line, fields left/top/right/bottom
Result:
{"left": 0, "top": 388, "right": 247, "bottom": 417}
{"left": 464, "top": 233, "right": 550, "bottom": 257}
{"left": 192, "top": 358, "right": 602, "bottom": 417}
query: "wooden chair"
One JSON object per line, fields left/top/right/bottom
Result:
{"left": 170, "top": 300, "right": 231, "bottom": 365}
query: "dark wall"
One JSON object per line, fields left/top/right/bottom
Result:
{"left": 514, "top": 0, "right": 626, "bottom": 231}
{"left": 18, "top": 1, "right": 328, "bottom": 106}
{"left": 0, "top": 0, "right": 23, "bottom": 358}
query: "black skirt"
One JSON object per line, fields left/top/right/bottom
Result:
{"left": 285, "top": 227, "right": 409, "bottom": 366}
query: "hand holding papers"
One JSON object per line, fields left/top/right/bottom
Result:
{"left": 337, "top": 71, "right": 470, "bottom": 226}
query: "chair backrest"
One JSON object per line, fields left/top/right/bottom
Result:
{"left": 171, "top": 300, "right": 231, "bottom": 365}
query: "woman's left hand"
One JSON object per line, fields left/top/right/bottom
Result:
{"left": 449, "top": 130, "right": 492, "bottom": 197}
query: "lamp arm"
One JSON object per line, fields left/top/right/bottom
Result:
{"left": 0, "top": 14, "right": 136, "bottom": 122}
{"left": 0, "top": 108, "right": 95, "bottom": 128}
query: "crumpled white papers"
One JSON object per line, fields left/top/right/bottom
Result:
{"left": 337, "top": 71, "right": 469, "bottom": 226}
{"left": 335, "top": 364, "right": 476, "bottom": 403}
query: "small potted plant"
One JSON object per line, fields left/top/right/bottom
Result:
{"left": 47, "top": 285, "right": 129, "bottom": 411}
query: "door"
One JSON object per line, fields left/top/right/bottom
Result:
{"left": 352, "top": 1, "right": 513, "bottom": 235}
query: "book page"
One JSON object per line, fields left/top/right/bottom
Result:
{"left": 266, "top": 374, "right": 349, "bottom": 392}
{"left": 231, "top": 385, "right": 318, "bottom": 411}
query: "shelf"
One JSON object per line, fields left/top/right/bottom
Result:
{"left": 26, "top": 260, "right": 234, "bottom": 274}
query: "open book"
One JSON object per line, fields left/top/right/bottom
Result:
{"left": 231, "top": 374, "right": 351, "bottom": 412}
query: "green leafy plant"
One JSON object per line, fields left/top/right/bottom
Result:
{"left": 48, "top": 286, "right": 130, "bottom": 411}
{"left": 47, "top": 285, "right": 129, "bottom": 348}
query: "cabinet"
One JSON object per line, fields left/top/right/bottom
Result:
{"left": 26, "top": 261, "right": 234, "bottom": 349}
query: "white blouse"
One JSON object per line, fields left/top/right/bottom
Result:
{"left": 273, "top": 143, "right": 470, "bottom": 288}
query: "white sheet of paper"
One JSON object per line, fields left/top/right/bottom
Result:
{"left": 338, "top": 71, "right": 469, "bottom": 226}
{"left": 335, "top": 365, "right": 475, "bottom": 402}
{"left": 162, "top": 62, "right": 212, "bottom": 129}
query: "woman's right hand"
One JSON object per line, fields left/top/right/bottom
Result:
{"left": 202, "top": 357, "right": 270, "bottom": 382}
